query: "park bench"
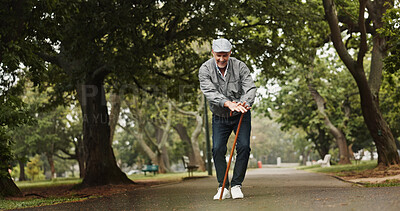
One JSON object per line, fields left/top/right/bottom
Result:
{"left": 354, "top": 149, "right": 364, "bottom": 165}
{"left": 182, "top": 156, "right": 199, "bottom": 177}
{"left": 317, "top": 154, "right": 331, "bottom": 167}
{"left": 142, "top": 164, "right": 159, "bottom": 176}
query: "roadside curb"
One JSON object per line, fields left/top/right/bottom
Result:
{"left": 329, "top": 175, "right": 366, "bottom": 187}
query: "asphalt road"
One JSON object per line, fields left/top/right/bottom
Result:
{"left": 17, "top": 167, "right": 400, "bottom": 211}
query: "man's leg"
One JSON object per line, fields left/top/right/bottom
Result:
{"left": 212, "top": 115, "right": 233, "bottom": 187}
{"left": 231, "top": 111, "right": 251, "bottom": 187}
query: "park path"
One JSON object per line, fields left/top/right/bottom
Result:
{"left": 18, "top": 167, "right": 400, "bottom": 211}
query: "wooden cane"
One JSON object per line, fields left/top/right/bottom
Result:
{"left": 219, "top": 111, "right": 245, "bottom": 200}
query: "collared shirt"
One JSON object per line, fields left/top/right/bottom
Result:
{"left": 199, "top": 57, "right": 257, "bottom": 117}
{"left": 216, "top": 63, "right": 229, "bottom": 80}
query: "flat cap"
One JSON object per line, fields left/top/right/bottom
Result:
{"left": 212, "top": 38, "right": 232, "bottom": 52}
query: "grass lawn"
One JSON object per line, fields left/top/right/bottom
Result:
{"left": 297, "top": 160, "right": 400, "bottom": 187}
{"left": 0, "top": 171, "right": 210, "bottom": 210}
{"left": 0, "top": 196, "right": 87, "bottom": 210}
{"left": 297, "top": 160, "right": 378, "bottom": 175}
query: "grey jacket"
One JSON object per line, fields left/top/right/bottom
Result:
{"left": 199, "top": 57, "right": 257, "bottom": 117}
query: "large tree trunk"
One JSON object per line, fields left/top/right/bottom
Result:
{"left": 323, "top": 0, "right": 400, "bottom": 166}
{"left": 155, "top": 127, "right": 171, "bottom": 173}
{"left": 358, "top": 79, "right": 399, "bottom": 165}
{"left": 308, "top": 83, "right": 351, "bottom": 164}
{"left": 77, "top": 79, "right": 133, "bottom": 187}
{"left": 0, "top": 169, "right": 22, "bottom": 197}
{"left": 45, "top": 152, "right": 56, "bottom": 179}
{"left": 18, "top": 159, "right": 26, "bottom": 181}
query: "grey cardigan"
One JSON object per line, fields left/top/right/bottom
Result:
{"left": 199, "top": 57, "right": 256, "bottom": 117}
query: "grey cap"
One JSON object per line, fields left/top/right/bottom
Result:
{"left": 212, "top": 38, "right": 232, "bottom": 52}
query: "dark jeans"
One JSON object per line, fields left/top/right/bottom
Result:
{"left": 212, "top": 111, "right": 251, "bottom": 188}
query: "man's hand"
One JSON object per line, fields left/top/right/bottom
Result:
{"left": 224, "top": 101, "right": 251, "bottom": 114}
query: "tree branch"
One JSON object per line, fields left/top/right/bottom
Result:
{"left": 36, "top": 52, "right": 61, "bottom": 67}
{"left": 357, "top": 0, "right": 368, "bottom": 65}
{"left": 143, "top": 126, "right": 159, "bottom": 148}
{"left": 171, "top": 101, "right": 197, "bottom": 116}
{"left": 323, "top": 0, "right": 357, "bottom": 73}
{"left": 91, "top": 65, "right": 109, "bottom": 81}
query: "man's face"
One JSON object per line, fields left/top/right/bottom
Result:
{"left": 212, "top": 50, "right": 231, "bottom": 69}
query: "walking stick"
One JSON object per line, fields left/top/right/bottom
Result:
{"left": 219, "top": 111, "right": 245, "bottom": 200}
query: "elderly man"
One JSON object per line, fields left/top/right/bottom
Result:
{"left": 199, "top": 38, "right": 256, "bottom": 200}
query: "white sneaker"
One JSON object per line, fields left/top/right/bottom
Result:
{"left": 231, "top": 185, "right": 244, "bottom": 199}
{"left": 213, "top": 187, "right": 231, "bottom": 200}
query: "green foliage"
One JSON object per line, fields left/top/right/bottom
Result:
{"left": 380, "top": 4, "right": 400, "bottom": 140}
{"left": 0, "top": 197, "right": 87, "bottom": 210}
{"left": 225, "top": 0, "right": 328, "bottom": 79}
{"left": 113, "top": 129, "right": 144, "bottom": 168}
{"left": 0, "top": 87, "right": 33, "bottom": 180}
{"left": 380, "top": 4, "right": 400, "bottom": 76}
{"left": 261, "top": 49, "right": 373, "bottom": 160}
{"left": 364, "top": 179, "right": 400, "bottom": 187}
{"left": 25, "top": 155, "right": 44, "bottom": 181}
{"left": 9, "top": 84, "right": 80, "bottom": 180}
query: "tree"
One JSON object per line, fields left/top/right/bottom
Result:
{"left": 57, "top": 106, "right": 86, "bottom": 178}
{"left": 0, "top": 0, "right": 38, "bottom": 197}
{"left": 172, "top": 93, "right": 206, "bottom": 171}
{"left": 223, "top": 0, "right": 335, "bottom": 159}
{"left": 25, "top": 154, "right": 43, "bottom": 181}
{"left": 120, "top": 93, "right": 173, "bottom": 173}
{"left": 380, "top": 4, "right": 400, "bottom": 142}
{"left": 322, "top": 0, "right": 400, "bottom": 166}
{"left": 19, "top": 0, "right": 236, "bottom": 187}
{"left": 0, "top": 78, "right": 32, "bottom": 197}
{"left": 306, "top": 55, "right": 351, "bottom": 164}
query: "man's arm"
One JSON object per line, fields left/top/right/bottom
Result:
{"left": 199, "top": 65, "right": 230, "bottom": 108}
{"left": 239, "top": 62, "right": 257, "bottom": 106}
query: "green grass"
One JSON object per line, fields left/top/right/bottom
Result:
{"left": 364, "top": 179, "right": 400, "bottom": 187}
{"left": 0, "top": 197, "right": 88, "bottom": 210}
{"left": 297, "top": 160, "right": 378, "bottom": 174}
{"left": 16, "top": 177, "right": 82, "bottom": 189}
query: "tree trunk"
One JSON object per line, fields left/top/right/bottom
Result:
{"left": 174, "top": 123, "right": 196, "bottom": 162}
{"left": 358, "top": 80, "right": 399, "bottom": 166}
{"left": 45, "top": 152, "right": 56, "bottom": 179}
{"left": 161, "top": 145, "right": 171, "bottom": 172}
{"left": 0, "top": 168, "right": 22, "bottom": 197}
{"left": 191, "top": 110, "right": 206, "bottom": 171}
{"left": 308, "top": 83, "right": 351, "bottom": 164}
{"left": 136, "top": 128, "right": 158, "bottom": 165}
{"left": 314, "top": 125, "right": 330, "bottom": 159}
{"left": 77, "top": 80, "right": 133, "bottom": 187}
{"left": 323, "top": 0, "right": 400, "bottom": 166}
{"left": 155, "top": 127, "right": 171, "bottom": 173}
{"left": 18, "top": 159, "right": 26, "bottom": 181}
{"left": 172, "top": 97, "right": 206, "bottom": 171}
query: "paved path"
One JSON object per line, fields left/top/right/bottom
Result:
{"left": 21, "top": 167, "right": 400, "bottom": 210}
